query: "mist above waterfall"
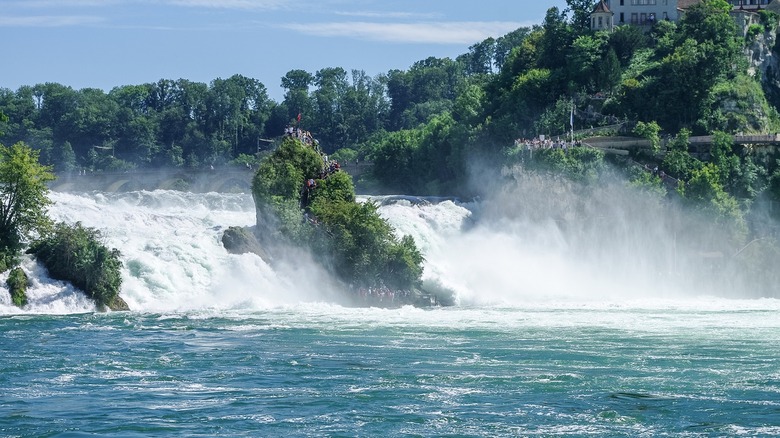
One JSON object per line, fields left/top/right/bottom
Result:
{"left": 0, "top": 190, "right": 349, "bottom": 314}
{"left": 378, "top": 162, "right": 779, "bottom": 306}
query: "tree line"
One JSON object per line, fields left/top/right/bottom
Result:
{"left": 2, "top": 1, "right": 780, "bottom": 210}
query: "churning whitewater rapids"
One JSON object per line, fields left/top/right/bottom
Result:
{"left": 2, "top": 189, "right": 780, "bottom": 436}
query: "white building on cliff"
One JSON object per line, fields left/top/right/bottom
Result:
{"left": 590, "top": 0, "right": 778, "bottom": 32}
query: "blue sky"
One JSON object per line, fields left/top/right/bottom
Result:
{"left": 2, "top": 0, "right": 568, "bottom": 101}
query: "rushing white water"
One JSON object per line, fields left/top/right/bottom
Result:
{"left": 0, "top": 191, "right": 343, "bottom": 314}
{"left": 0, "top": 188, "right": 777, "bottom": 315}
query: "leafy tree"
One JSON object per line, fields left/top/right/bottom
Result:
{"left": 758, "top": 9, "right": 779, "bottom": 30}
{"left": 566, "top": 0, "right": 598, "bottom": 35}
{"left": 538, "top": 7, "right": 574, "bottom": 70}
{"left": 461, "top": 37, "right": 496, "bottom": 75}
{"left": 709, "top": 130, "right": 736, "bottom": 182}
{"left": 598, "top": 48, "right": 622, "bottom": 92}
{"left": 32, "top": 83, "right": 79, "bottom": 145}
{"left": 528, "top": 146, "right": 606, "bottom": 184}
{"left": 386, "top": 57, "right": 463, "bottom": 130}
{"left": 629, "top": 166, "right": 667, "bottom": 197}
{"left": 730, "top": 154, "right": 766, "bottom": 200}
{"left": 662, "top": 129, "right": 700, "bottom": 180}
{"left": 254, "top": 137, "right": 323, "bottom": 200}
{"left": 311, "top": 67, "right": 349, "bottom": 150}
{"left": 0, "top": 142, "right": 55, "bottom": 258}
{"left": 0, "top": 110, "right": 7, "bottom": 136}
{"left": 768, "top": 162, "right": 780, "bottom": 205}
{"left": 679, "top": 163, "right": 744, "bottom": 229}
{"left": 281, "top": 69, "right": 314, "bottom": 124}
{"left": 29, "top": 221, "right": 125, "bottom": 310}
{"left": 493, "top": 27, "right": 532, "bottom": 70}
{"left": 66, "top": 88, "right": 119, "bottom": 157}
{"left": 535, "top": 97, "right": 574, "bottom": 138}
{"left": 206, "top": 75, "right": 271, "bottom": 157}
{"left": 309, "top": 198, "right": 423, "bottom": 290}
{"left": 56, "top": 141, "right": 77, "bottom": 173}
{"left": 370, "top": 129, "right": 422, "bottom": 192}
{"left": 609, "top": 25, "right": 650, "bottom": 66}
{"left": 453, "top": 83, "right": 486, "bottom": 126}
{"left": 330, "top": 147, "right": 357, "bottom": 164}
{"left": 568, "top": 33, "right": 609, "bottom": 92}
{"left": 633, "top": 121, "right": 662, "bottom": 153}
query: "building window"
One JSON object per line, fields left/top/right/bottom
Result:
{"left": 631, "top": 12, "right": 638, "bottom": 24}
{"left": 620, "top": 12, "right": 625, "bottom": 23}
{"left": 598, "top": 17, "right": 603, "bottom": 28}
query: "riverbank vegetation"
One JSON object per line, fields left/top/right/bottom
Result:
{"left": 0, "top": 141, "right": 125, "bottom": 310}
{"left": 28, "top": 222, "right": 127, "bottom": 311}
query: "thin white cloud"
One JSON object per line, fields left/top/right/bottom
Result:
{"left": 167, "top": 0, "right": 286, "bottom": 9}
{"left": 333, "top": 11, "right": 441, "bottom": 20}
{"left": 281, "top": 21, "right": 525, "bottom": 45}
{"left": 6, "top": 0, "right": 119, "bottom": 7}
{"left": 0, "top": 15, "right": 104, "bottom": 27}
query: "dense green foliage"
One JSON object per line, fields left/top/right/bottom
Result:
{"left": 527, "top": 147, "right": 606, "bottom": 184}
{"left": 29, "top": 222, "right": 123, "bottom": 310}
{"left": 6, "top": 267, "right": 28, "bottom": 307}
{"left": 252, "top": 137, "right": 424, "bottom": 290}
{"left": 0, "top": 111, "right": 7, "bottom": 136}
{"left": 1, "top": 1, "right": 779, "bottom": 193}
{"left": 0, "top": 142, "right": 55, "bottom": 258}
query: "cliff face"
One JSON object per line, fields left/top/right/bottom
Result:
{"left": 748, "top": 27, "right": 780, "bottom": 109}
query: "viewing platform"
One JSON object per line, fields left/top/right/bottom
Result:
{"left": 582, "top": 133, "right": 780, "bottom": 156}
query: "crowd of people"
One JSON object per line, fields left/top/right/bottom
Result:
{"left": 284, "top": 125, "right": 316, "bottom": 147}
{"left": 291, "top": 126, "right": 343, "bottom": 212}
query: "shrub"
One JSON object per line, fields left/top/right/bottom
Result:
{"left": 0, "top": 249, "right": 18, "bottom": 273}
{"left": 29, "top": 222, "right": 123, "bottom": 310}
{"left": 758, "top": 10, "right": 779, "bottom": 31}
{"left": 529, "top": 146, "right": 606, "bottom": 183}
{"left": 6, "top": 267, "right": 29, "bottom": 307}
{"left": 746, "top": 23, "right": 763, "bottom": 41}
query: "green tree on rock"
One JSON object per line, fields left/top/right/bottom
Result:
{"left": 0, "top": 142, "right": 55, "bottom": 269}
{"left": 29, "top": 222, "right": 126, "bottom": 310}
{"left": 252, "top": 136, "right": 424, "bottom": 291}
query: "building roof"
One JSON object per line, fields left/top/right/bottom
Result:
{"left": 679, "top": 0, "right": 778, "bottom": 12}
{"left": 677, "top": 0, "right": 701, "bottom": 10}
{"left": 592, "top": 0, "right": 611, "bottom": 14}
